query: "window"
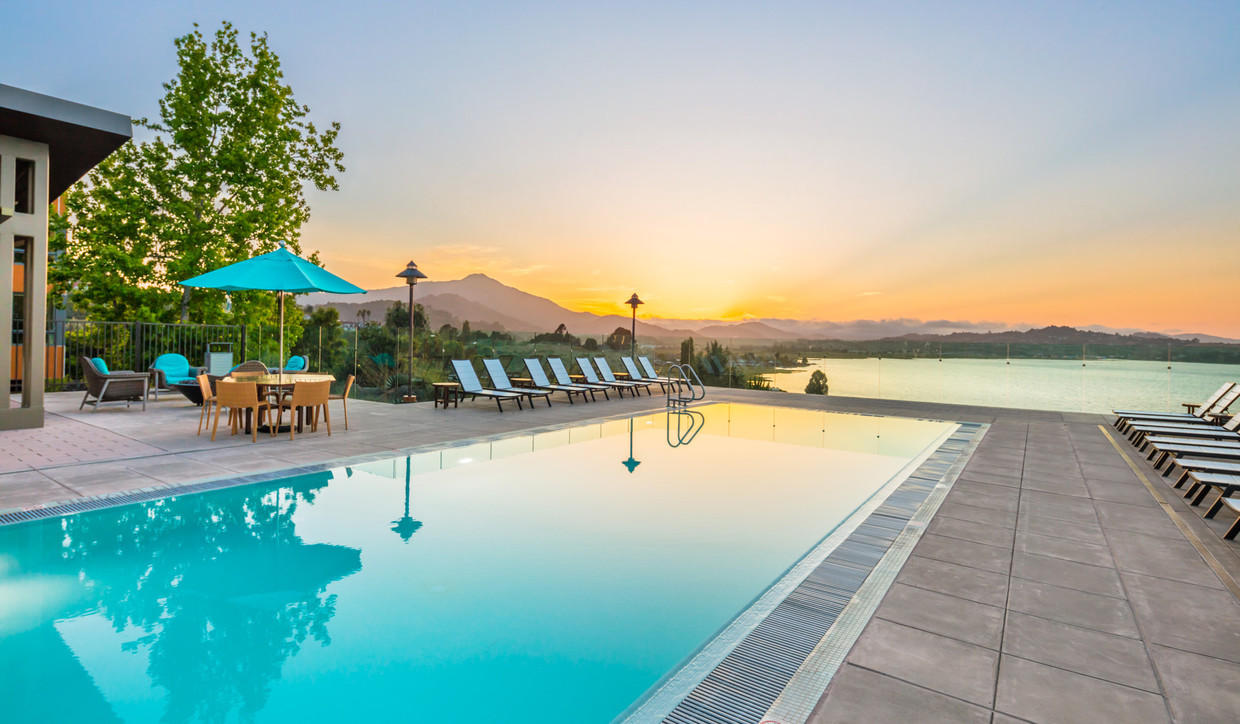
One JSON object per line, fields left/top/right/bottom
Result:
{"left": 14, "top": 158, "right": 35, "bottom": 214}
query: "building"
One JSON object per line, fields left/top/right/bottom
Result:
{"left": 1, "top": 84, "right": 131, "bottom": 430}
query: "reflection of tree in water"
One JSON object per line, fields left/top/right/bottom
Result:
{"left": 2, "top": 472, "right": 360, "bottom": 723}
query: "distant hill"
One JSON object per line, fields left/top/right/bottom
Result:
{"left": 301, "top": 276, "right": 1239, "bottom": 344}
{"left": 882, "top": 325, "right": 1217, "bottom": 346}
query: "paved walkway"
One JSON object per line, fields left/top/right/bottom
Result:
{"left": 3, "top": 388, "right": 1239, "bottom": 722}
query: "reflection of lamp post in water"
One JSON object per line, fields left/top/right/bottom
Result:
{"left": 391, "top": 456, "right": 423, "bottom": 541}
{"left": 621, "top": 418, "right": 641, "bottom": 473}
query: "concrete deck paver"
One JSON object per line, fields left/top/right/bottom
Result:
{"left": 6, "top": 388, "right": 1240, "bottom": 722}
{"left": 994, "top": 654, "right": 1171, "bottom": 724}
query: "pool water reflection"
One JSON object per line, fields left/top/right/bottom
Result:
{"left": 0, "top": 404, "right": 953, "bottom": 723}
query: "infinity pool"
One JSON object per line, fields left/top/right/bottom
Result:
{"left": 0, "top": 404, "right": 954, "bottom": 723}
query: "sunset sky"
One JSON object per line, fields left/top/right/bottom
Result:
{"left": 5, "top": 2, "right": 1239, "bottom": 335}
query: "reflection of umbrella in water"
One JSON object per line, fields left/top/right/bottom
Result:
{"left": 391, "top": 456, "right": 423, "bottom": 542}
{"left": 179, "top": 242, "right": 365, "bottom": 381}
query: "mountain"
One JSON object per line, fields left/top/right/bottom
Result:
{"left": 304, "top": 273, "right": 693, "bottom": 337}
{"left": 693, "top": 321, "right": 800, "bottom": 340}
{"left": 302, "top": 275, "right": 1240, "bottom": 344}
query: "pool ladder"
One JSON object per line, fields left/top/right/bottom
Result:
{"left": 666, "top": 363, "right": 705, "bottom": 408}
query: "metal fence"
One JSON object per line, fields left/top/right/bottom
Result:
{"left": 17, "top": 321, "right": 247, "bottom": 392}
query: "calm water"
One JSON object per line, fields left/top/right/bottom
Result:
{"left": 0, "top": 404, "right": 952, "bottom": 723}
{"left": 771, "top": 358, "right": 1240, "bottom": 414}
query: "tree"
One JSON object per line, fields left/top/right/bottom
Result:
{"left": 460, "top": 320, "right": 472, "bottom": 342}
{"left": 356, "top": 308, "right": 371, "bottom": 326}
{"left": 805, "top": 369, "right": 829, "bottom": 395}
{"left": 605, "top": 326, "right": 632, "bottom": 351}
{"left": 52, "top": 21, "right": 344, "bottom": 324}
{"left": 295, "top": 306, "right": 347, "bottom": 373}
{"left": 680, "top": 337, "right": 695, "bottom": 366}
{"left": 384, "top": 301, "right": 426, "bottom": 331}
{"left": 582, "top": 337, "right": 599, "bottom": 351}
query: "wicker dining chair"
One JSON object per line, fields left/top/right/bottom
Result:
{"left": 328, "top": 375, "right": 356, "bottom": 430}
{"left": 212, "top": 381, "right": 274, "bottom": 443}
{"left": 276, "top": 380, "right": 331, "bottom": 440}
{"left": 195, "top": 373, "right": 218, "bottom": 435}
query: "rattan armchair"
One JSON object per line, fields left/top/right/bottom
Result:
{"left": 79, "top": 357, "right": 149, "bottom": 412}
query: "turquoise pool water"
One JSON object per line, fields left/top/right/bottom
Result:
{"left": 0, "top": 404, "right": 953, "bottom": 723}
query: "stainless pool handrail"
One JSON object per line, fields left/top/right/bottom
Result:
{"left": 666, "top": 363, "right": 705, "bottom": 407}
{"left": 667, "top": 408, "right": 705, "bottom": 447}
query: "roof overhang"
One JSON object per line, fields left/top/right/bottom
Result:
{"left": 0, "top": 84, "right": 132, "bottom": 199}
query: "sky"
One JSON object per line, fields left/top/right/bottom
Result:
{"left": 4, "top": 1, "right": 1239, "bottom": 335}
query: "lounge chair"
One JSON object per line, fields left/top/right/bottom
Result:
{"left": 1147, "top": 440, "right": 1240, "bottom": 472}
{"left": 1137, "top": 415, "right": 1240, "bottom": 451}
{"left": 1219, "top": 495, "right": 1240, "bottom": 540}
{"left": 577, "top": 357, "right": 640, "bottom": 397}
{"left": 621, "top": 357, "right": 668, "bottom": 392}
{"left": 79, "top": 356, "right": 149, "bottom": 412}
{"left": 482, "top": 359, "right": 553, "bottom": 408}
{"left": 639, "top": 356, "right": 679, "bottom": 384}
{"left": 1114, "top": 382, "right": 1234, "bottom": 423}
{"left": 548, "top": 357, "right": 610, "bottom": 400}
{"left": 269, "top": 355, "right": 309, "bottom": 374}
{"left": 1166, "top": 457, "right": 1240, "bottom": 489}
{"left": 1125, "top": 410, "right": 1240, "bottom": 446}
{"left": 1114, "top": 384, "right": 1238, "bottom": 433}
{"left": 594, "top": 357, "right": 651, "bottom": 395}
{"left": 450, "top": 359, "right": 526, "bottom": 412}
{"left": 1181, "top": 472, "right": 1240, "bottom": 519}
{"left": 525, "top": 358, "right": 594, "bottom": 403}
{"left": 148, "top": 353, "right": 204, "bottom": 401}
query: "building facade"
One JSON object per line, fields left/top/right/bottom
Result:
{"left": 0, "top": 85, "right": 130, "bottom": 430}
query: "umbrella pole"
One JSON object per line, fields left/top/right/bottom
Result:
{"left": 278, "top": 290, "right": 285, "bottom": 385}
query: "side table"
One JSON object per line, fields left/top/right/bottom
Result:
{"left": 434, "top": 382, "right": 462, "bottom": 409}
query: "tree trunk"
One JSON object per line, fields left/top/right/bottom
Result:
{"left": 180, "top": 287, "right": 192, "bottom": 323}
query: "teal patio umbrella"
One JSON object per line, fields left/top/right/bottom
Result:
{"left": 180, "top": 242, "right": 366, "bottom": 380}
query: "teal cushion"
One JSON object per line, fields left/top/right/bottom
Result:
{"left": 91, "top": 357, "right": 109, "bottom": 374}
{"left": 152, "top": 353, "right": 190, "bottom": 378}
{"left": 286, "top": 356, "right": 307, "bottom": 372}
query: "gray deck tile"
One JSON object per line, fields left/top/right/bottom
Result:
{"left": 951, "top": 479, "right": 1023, "bottom": 501}
{"left": 946, "top": 487, "right": 1021, "bottom": 513}
{"left": 1001, "top": 612, "right": 1160, "bottom": 692}
{"left": 1017, "top": 499, "right": 1099, "bottom": 526}
{"left": 1010, "top": 551, "right": 1125, "bottom": 598}
{"left": 994, "top": 655, "right": 1170, "bottom": 724}
{"left": 847, "top": 619, "right": 999, "bottom": 707}
{"left": 896, "top": 555, "right": 1011, "bottom": 608}
{"left": 1013, "top": 530, "right": 1114, "bottom": 568}
{"left": 1104, "top": 529, "right": 1225, "bottom": 589}
{"left": 1018, "top": 476, "right": 1091, "bottom": 498}
{"left": 928, "top": 515, "right": 1016, "bottom": 549}
{"left": 808, "top": 665, "right": 991, "bottom": 724}
{"left": 1006, "top": 578, "right": 1140, "bottom": 638}
{"left": 874, "top": 582, "right": 1005, "bottom": 649}
{"left": 936, "top": 500, "right": 1018, "bottom": 529}
{"left": 1015, "top": 514, "right": 1107, "bottom": 545}
{"left": 1092, "top": 500, "right": 1185, "bottom": 539}
{"left": 1148, "top": 644, "right": 1240, "bottom": 723}
{"left": 1122, "top": 572, "right": 1240, "bottom": 664}
{"left": 913, "top": 533, "right": 1013, "bottom": 575}
{"left": 1083, "top": 479, "right": 1159, "bottom": 506}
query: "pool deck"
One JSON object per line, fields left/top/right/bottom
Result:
{"left": 4, "top": 389, "right": 1240, "bottom": 722}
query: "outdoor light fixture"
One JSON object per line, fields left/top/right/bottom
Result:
{"left": 626, "top": 293, "right": 643, "bottom": 359}
{"left": 396, "top": 261, "right": 427, "bottom": 401}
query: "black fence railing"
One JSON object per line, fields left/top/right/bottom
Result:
{"left": 12, "top": 321, "right": 247, "bottom": 393}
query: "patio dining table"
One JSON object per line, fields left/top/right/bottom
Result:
{"left": 227, "top": 373, "right": 335, "bottom": 434}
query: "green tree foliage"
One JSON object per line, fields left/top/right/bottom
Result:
{"left": 52, "top": 21, "right": 344, "bottom": 325}
{"left": 295, "top": 306, "right": 347, "bottom": 373}
{"left": 384, "top": 300, "right": 426, "bottom": 331}
{"left": 680, "top": 337, "right": 695, "bottom": 366}
{"left": 805, "top": 369, "right": 829, "bottom": 395}
{"left": 606, "top": 326, "right": 633, "bottom": 351}
{"left": 582, "top": 337, "right": 599, "bottom": 351}
{"left": 532, "top": 322, "right": 579, "bottom": 346}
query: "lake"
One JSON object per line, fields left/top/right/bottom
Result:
{"left": 769, "top": 358, "right": 1240, "bottom": 414}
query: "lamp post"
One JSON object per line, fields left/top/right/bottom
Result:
{"left": 626, "top": 293, "right": 643, "bottom": 359}
{"left": 396, "top": 261, "right": 427, "bottom": 401}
